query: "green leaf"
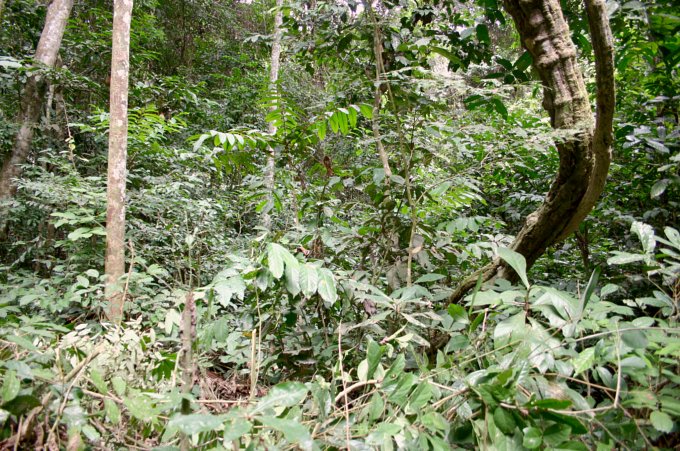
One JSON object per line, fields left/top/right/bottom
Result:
{"left": 650, "top": 410, "right": 673, "bottom": 433}
{"left": 168, "top": 413, "right": 224, "bottom": 435}
{"left": 387, "top": 373, "right": 417, "bottom": 404}
{"left": 89, "top": 367, "right": 108, "bottom": 395}
{"left": 252, "top": 382, "right": 308, "bottom": 414}
{"left": 631, "top": 221, "right": 656, "bottom": 253}
{"left": 580, "top": 267, "right": 600, "bottom": 314}
{"left": 299, "top": 264, "right": 318, "bottom": 297}
{"left": 497, "top": 247, "right": 530, "bottom": 288}
{"left": 494, "top": 312, "right": 526, "bottom": 341}
{"left": 368, "top": 392, "right": 384, "bottom": 421}
{"left": 317, "top": 268, "right": 338, "bottom": 307}
{"left": 406, "top": 381, "right": 432, "bottom": 412}
{"left": 111, "top": 376, "right": 126, "bottom": 397}
{"left": 522, "top": 427, "right": 542, "bottom": 449}
{"left": 415, "top": 273, "right": 445, "bottom": 283}
{"left": 366, "top": 339, "right": 383, "bottom": 379}
{"left": 1, "top": 395, "right": 40, "bottom": 416}
{"left": 267, "top": 243, "right": 287, "bottom": 279}
{"left": 607, "top": 251, "right": 647, "bottom": 265}
{"left": 124, "top": 395, "right": 158, "bottom": 422}
{"left": 543, "top": 423, "right": 571, "bottom": 446}
{"left": 651, "top": 179, "right": 670, "bottom": 198}
{"left": 476, "top": 24, "right": 491, "bottom": 44}
{"left": 359, "top": 103, "right": 373, "bottom": 119}
{"left": 1, "top": 371, "right": 20, "bottom": 404}
{"left": 493, "top": 407, "right": 516, "bottom": 434}
{"left": 532, "top": 398, "right": 572, "bottom": 409}
{"left": 621, "top": 329, "right": 648, "bottom": 349}
{"left": 572, "top": 347, "right": 595, "bottom": 376}
{"left": 104, "top": 399, "right": 120, "bottom": 424}
{"left": 259, "top": 416, "right": 313, "bottom": 451}
{"left": 224, "top": 419, "right": 252, "bottom": 441}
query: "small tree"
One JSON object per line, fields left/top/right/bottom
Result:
{"left": 105, "top": 0, "right": 134, "bottom": 323}
{"left": 262, "top": 0, "right": 284, "bottom": 231}
{"left": 0, "top": 0, "right": 74, "bottom": 234}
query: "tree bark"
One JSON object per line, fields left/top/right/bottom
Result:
{"left": 363, "top": 0, "right": 393, "bottom": 181}
{"left": 449, "top": 0, "right": 614, "bottom": 303}
{"left": 105, "top": 0, "right": 133, "bottom": 323}
{"left": 262, "top": 0, "right": 284, "bottom": 231}
{"left": 0, "top": 0, "right": 74, "bottom": 234}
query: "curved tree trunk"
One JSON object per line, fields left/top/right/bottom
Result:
{"left": 0, "top": 0, "right": 74, "bottom": 235}
{"left": 105, "top": 0, "right": 133, "bottom": 323}
{"left": 262, "top": 0, "right": 284, "bottom": 231}
{"left": 449, "top": 0, "right": 614, "bottom": 303}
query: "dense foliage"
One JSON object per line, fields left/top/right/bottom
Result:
{"left": 0, "top": 0, "right": 678, "bottom": 449}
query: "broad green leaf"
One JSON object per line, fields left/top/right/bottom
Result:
{"left": 168, "top": 413, "right": 223, "bottom": 435}
{"left": 523, "top": 427, "right": 542, "bottom": 449}
{"left": 543, "top": 423, "right": 571, "bottom": 446}
{"left": 359, "top": 103, "right": 373, "bottom": 119}
{"left": 366, "top": 339, "right": 383, "bottom": 379}
{"left": 493, "top": 407, "right": 516, "bottom": 435}
{"left": 497, "top": 247, "right": 530, "bottom": 288}
{"left": 317, "top": 268, "right": 338, "bottom": 307}
{"left": 532, "top": 398, "right": 572, "bottom": 409}
{"left": 406, "top": 381, "right": 432, "bottom": 412}
{"left": 252, "top": 382, "right": 308, "bottom": 414}
{"left": 580, "top": 267, "right": 600, "bottom": 314}
{"left": 650, "top": 410, "right": 673, "bottom": 433}
{"left": 387, "top": 373, "right": 417, "bottom": 404}
{"left": 285, "top": 263, "right": 300, "bottom": 297}
{"left": 415, "top": 273, "right": 445, "bottom": 283}
{"left": 621, "top": 329, "right": 648, "bottom": 349}
{"left": 124, "top": 395, "right": 158, "bottom": 422}
{"left": 89, "top": 367, "right": 108, "bottom": 395}
{"left": 111, "top": 376, "right": 126, "bottom": 397}
{"left": 104, "top": 399, "right": 120, "bottom": 424}
{"left": 368, "top": 392, "right": 384, "bottom": 421}
{"left": 224, "top": 420, "right": 252, "bottom": 441}
{"left": 299, "top": 264, "right": 318, "bottom": 297}
{"left": 631, "top": 221, "right": 655, "bottom": 253}
{"left": 572, "top": 348, "right": 595, "bottom": 376}
{"left": 494, "top": 312, "right": 526, "bottom": 341}
{"left": 267, "top": 243, "right": 287, "bottom": 279}
{"left": 607, "top": 251, "right": 646, "bottom": 265}
{"left": 1, "top": 371, "right": 20, "bottom": 404}
{"left": 651, "top": 179, "right": 670, "bottom": 198}
{"left": 259, "top": 416, "right": 313, "bottom": 451}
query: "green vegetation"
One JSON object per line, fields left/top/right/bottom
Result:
{"left": 0, "top": 0, "right": 678, "bottom": 449}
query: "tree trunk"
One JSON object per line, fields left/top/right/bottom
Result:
{"left": 105, "top": 0, "right": 133, "bottom": 323}
{"left": 449, "top": 0, "right": 614, "bottom": 303}
{"left": 362, "top": 0, "right": 393, "bottom": 181}
{"left": 262, "top": 0, "right": 284, "bottom": 231}
{"left": 0, "top": 0, "right": 74, "bottom": 235}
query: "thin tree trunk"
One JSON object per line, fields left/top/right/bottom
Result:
{"left": 0, "top": 0, "right": 73, "bottom": 235}
{"left": 449, "top": 0, "right": 614, "bottom": 303}
{"left": 363, "top": 0, "right": 392, "bottom": 181}
{"left": 262, "top": 0, "right": 284, "bottom": 231}
{"left": 105, "top": 0, "right": 133, "bottom": 323}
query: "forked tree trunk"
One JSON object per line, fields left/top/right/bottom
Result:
{"left": 0, "top": 0, "right": 74, "bottom": 234}
{"left": 105, "top": 0, "right": 133, "bottom": 323}
{"left": 262, "top": 0, "right": 284, "bottom": 231}
{"left": 449, "top": 0, "right": 614, "bottom": 303}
